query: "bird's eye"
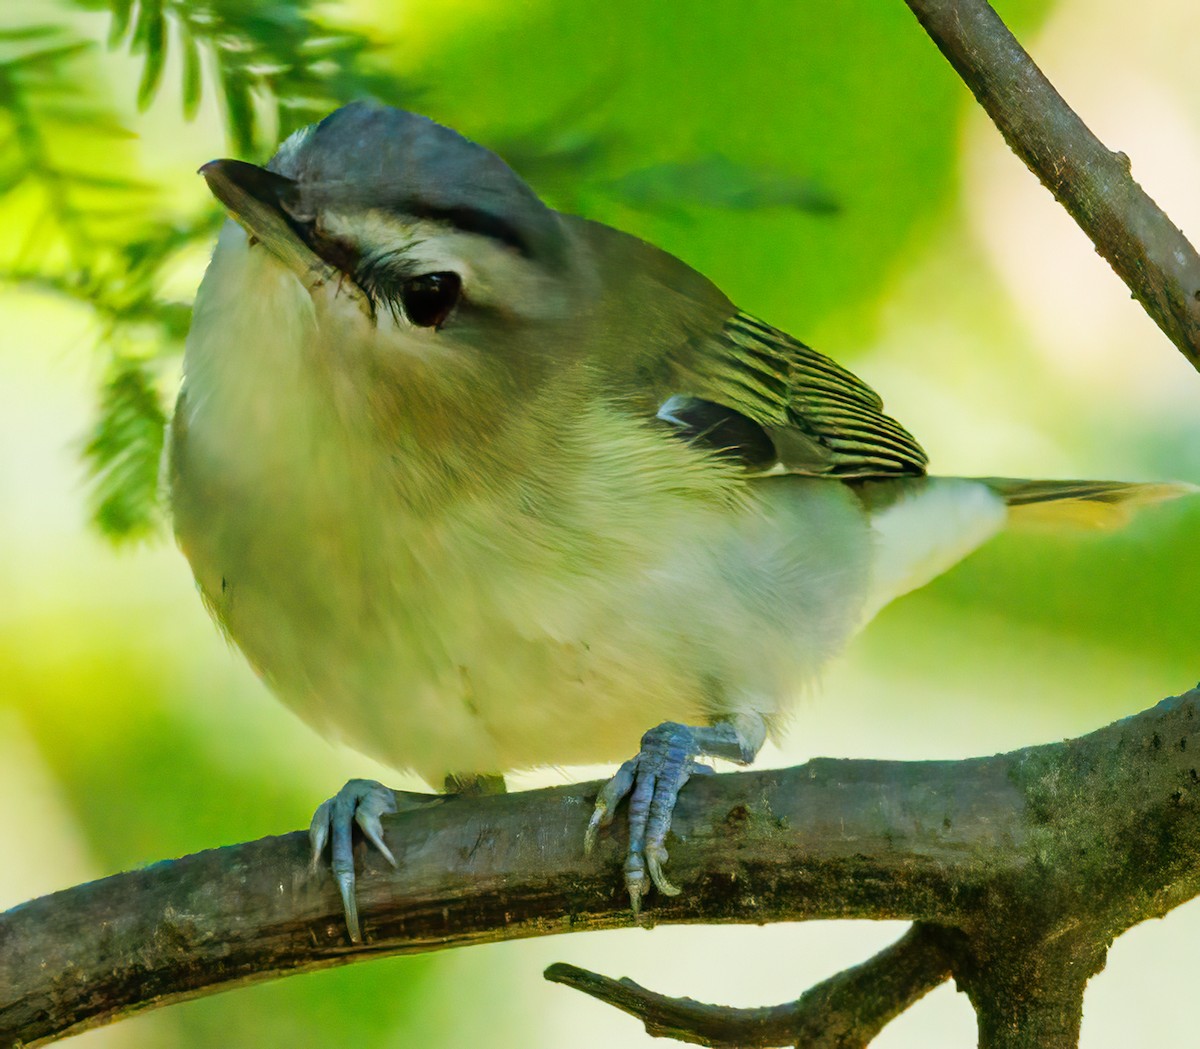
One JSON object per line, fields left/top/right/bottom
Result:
{"left": 400, "top": 272, "right": 462, "bottom": 329}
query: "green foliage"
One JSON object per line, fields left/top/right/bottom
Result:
{"left": 601, "top": 154, "right": 841, "bottom": 218}
{"left": 81, "top": 0, "right": 418, "bottom": 156}
{"left": 84, "top": 356, "right": 168, "bottom": 541}
{"left": 0, "top": 25, "right": 147, "bottom": 274}
{"left": 0, "top": 2, "right": 852, "bottom": 543}
{"left": 0, "top": 21, "right": 197, "bottom": 538}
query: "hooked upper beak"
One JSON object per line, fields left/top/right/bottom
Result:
{"left": 200, "top": 159, "right": 329, "bottom": 282}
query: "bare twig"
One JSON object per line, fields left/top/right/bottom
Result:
{"left": 904, "top": 0, "right": 1200, "bottom": 373}
{"left": 5, "top": 691, "right": 1200, "bottom": 1047}
{"left": 544, "top": 922, "right": 953, "bottom": 1048}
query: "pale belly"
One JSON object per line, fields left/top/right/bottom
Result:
{"left": 171, "top": 461, "right": 877, "bottom": 785}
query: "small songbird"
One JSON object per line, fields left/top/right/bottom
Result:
{"left": 170, "top": 101, "right": 1191, "bottom": 941}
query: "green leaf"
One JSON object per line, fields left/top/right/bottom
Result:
{"left": 0, "top": 25, "right": 63, "bottom": 43}
{"left": 134, "top": 0, "right": 166, "bottom": 110}
{"left": 0, "top": 163, "right": 29, "bottom": 198}
{"left": 84, "top": 357, "right": 168, "bottom": 542}
{"left": 603, "top": 155, "right": 841, "bottom": 217}
{"left": 33, "top": 101, "right": 136, "bottom": 136}
{"left": 220, "top": 64, "right": 255, "bottom": 154}
{"left": 55, "top": 169, "right": 154, "bottom": 192}
{"left": 180, "top": 24, "right": 202, "bottom": 119}
{"left": 107, "top": 0, "right": 134, "bottom": 46}
{"left": 147, "top": 300, "right": 194, "bottom": 340}
{"left": 0, "top": 40, "right": 93, "bottom": 73}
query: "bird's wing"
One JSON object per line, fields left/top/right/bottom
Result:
{"left": 660, "top": 311, "right": 928, "bottom": 477}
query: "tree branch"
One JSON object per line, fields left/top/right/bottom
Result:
{"left": 543, "top": 922, "right": 953, "bottom": 1048}
{"left": 903, "top": 0, "right": 1200, "bottom": 373}
{"left": 5, "top": 690, "right": 1200, "bottom": 1047}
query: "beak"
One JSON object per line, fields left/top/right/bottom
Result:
{"left": 200, "top": 159, "right": 329, "bottom": 282}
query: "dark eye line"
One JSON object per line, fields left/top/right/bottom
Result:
{"left": 284, "top": 214, "right": 361, "bottom": 277}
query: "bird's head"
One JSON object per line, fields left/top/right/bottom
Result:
{"left": 188, "top": 101, "right": 739, "bottom": 492}
{"left": 199, "top": 102, "right": 599, "bottom": 396}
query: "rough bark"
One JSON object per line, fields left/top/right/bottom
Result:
{"left": 5, "top": 691, "right": 1200, "bottom": 1047}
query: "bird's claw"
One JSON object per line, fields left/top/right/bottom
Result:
{"left": 309, "top": 778, "right": 398, "bottom": 942}
{"left": 587, "top": 722, "right": 712, "bottom": 916}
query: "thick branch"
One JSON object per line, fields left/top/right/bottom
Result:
{"left": 544, "top": 922, "right": 953, "bottom": 1048}
{"left": 904, "top": 0, "right": 1200, "bottom": 373}
{"left": 930, "top": 924, "right": 1106, "bottom": 1049}
{"left": 4, "top": 691, "right": 1200, "bottom": 1047}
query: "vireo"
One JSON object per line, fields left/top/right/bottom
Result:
{"left": 170, "top": 101, "right": 1191, "bottom": 941}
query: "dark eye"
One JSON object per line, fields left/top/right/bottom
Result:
{"left": 400, "top": 272, "right": 462, "bottom": 328}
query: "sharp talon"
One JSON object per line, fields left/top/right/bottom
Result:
{"left": 646, "top": 848, "right": 681, "bottom": 897}
{"left": 308, "top": 842, "right": 324, "bottom": 879}
{"left": 584, "top": 815, "right": 600, "bottom": 855}
{"left": 308, "top": 799, "right": 332, "bottom": 875}
{"left": 585, "top": 796, "right": 613, "bottom": 854}
{"left": 337, "top": 871, "right": 362, "bottom": 943}
{"left": 357, "top": 811, "right": 397, "bottom": 867}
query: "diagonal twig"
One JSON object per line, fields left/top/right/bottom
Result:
{"left": 904, "top": 0, "right": 1200, "bottom": 373}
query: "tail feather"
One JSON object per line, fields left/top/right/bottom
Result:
{"left": 978, "top": 477, "right": 1197, "bottom": 529}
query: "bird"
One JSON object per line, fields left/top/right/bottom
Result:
{"left": 169, "top": 100, "right": 1192, "bottom": 942}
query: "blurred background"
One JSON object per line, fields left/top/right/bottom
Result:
{"left": 3, "top": 0, "right": 1200, "bottom": 1045}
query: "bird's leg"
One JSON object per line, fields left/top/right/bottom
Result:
{"left": 444, "top": 772, "right": 507, "bottom": 795}
{"left": 309, "top": 773, "right": 505, "bottom": 942}
{"left": 585, "top": 712, "right": 767, "bottom": 915}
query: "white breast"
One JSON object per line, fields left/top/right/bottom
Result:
{"left": 862, "top": 477, "right": 1008, "bottom": 624}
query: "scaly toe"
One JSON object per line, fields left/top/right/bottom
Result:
{"left": 590, "top": 722, "right": 701, "bottom": 914}
{"left": 308, "top": 778, "right": 397, "bottom": 942}
{"left": 585, "top": 756, "right": 638, "bottom": 854}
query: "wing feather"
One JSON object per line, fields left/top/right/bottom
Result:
{"left": 663, "top": 311, "right": 927, "bottom": 477}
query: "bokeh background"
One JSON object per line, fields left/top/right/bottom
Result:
{"left": 3, "top": 0, "right": 1200, "bottom": 1045}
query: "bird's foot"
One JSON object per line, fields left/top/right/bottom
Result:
{"left": 308, "top": 778, "right": 398, "bottom": 942}
{"left": 309, "top": 776, "right": 496, "bottom": 941}
{"left": 585, "top": 717, "right": 764, "bottom": 917}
